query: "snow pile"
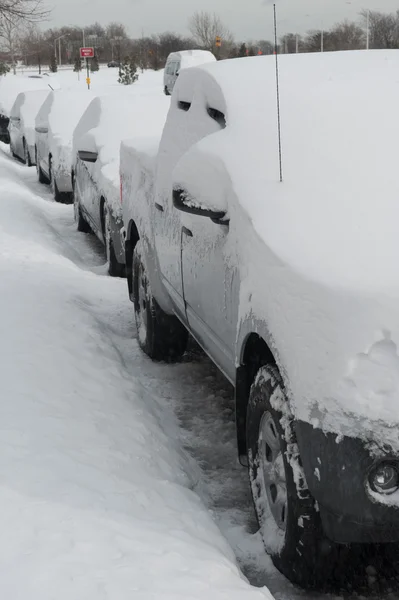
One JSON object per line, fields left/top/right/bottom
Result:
{"left": 0, "top": 153, "right": 271, "bottom": 599}
{"left": 14, "top": 89, "right": 51, "bottom": 155}
{"left": 0, "top": 73, "right": 59, "bottom": 117}
{"left": 73, "top": 93, "right": 170, "bottom": 217}
{"left": 166, "top": 50, "right": 399, "bottom": 462}
{"left": 37, "top": 89, "right": 94, "bottom": 179}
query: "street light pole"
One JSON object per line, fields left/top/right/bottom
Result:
{"left": 366, "top": 9, "right": 370, "bottom": 50}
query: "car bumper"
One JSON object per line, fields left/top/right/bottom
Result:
{"left": 55, "top": 171, "right": 73, "bottom": 193}
{"left": 296, "top": 420, "right": 399, "bottom": 543}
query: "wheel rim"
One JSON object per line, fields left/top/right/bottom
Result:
{"left": 258, "top": 411, "right": 288, "bottom": 532}
{"left": 135, "top": 260, "right": 148, "bottom": 342}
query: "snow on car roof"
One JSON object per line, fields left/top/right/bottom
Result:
{"left": 175, "top": 50, "right": 399, "bottom": 291}
{"left": 36, "top": 89, "right": 94, "bottom": 142}
{"left": 0, "top": 74, "right": 59, "bottom": 117}
{"left": 168, "top": 49, "right": 216, "bottom": 69}
{"left": 73, "top": 93, "right": 170, "bottom": 188}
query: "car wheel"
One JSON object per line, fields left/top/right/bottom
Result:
{"left": 36, "top": 148, "right": 49, "bottom": 184}
{"left": 23, "top": 139, "right": 31, "bottom": 166}
{"left": 247, "top": 364, "right": 339, "bottom": 589}
{"left": 132, "top": 240, "right": 188, "bottom": 362}
{"left": 102, "top": 203, "right": 125, "bottom": 278}
{"left": 73, "top": 177, "right": 91, "bottom": 233}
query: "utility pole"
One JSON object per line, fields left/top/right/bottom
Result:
{"left": 296, "top": 34, "right": 299, "bottom": 53}
{"left": 321, "top": 27, "right": 324, "bottom": 52}
{"left": 366, "top": 9, "right": 370, "bottom": 50}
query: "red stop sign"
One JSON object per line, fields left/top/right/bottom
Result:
{"left": 80, "top": 47, "right": 94, "bottom": 58}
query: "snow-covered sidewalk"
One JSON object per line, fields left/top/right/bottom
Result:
{"left": 0, "top": 148, "right": 273, "bottom": 600}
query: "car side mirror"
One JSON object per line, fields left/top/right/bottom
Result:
{"left": 78, "top": 150, "right": 98, "bottom": 163}
{"left": 35, "top": 126, "right": 48, "bottom": 134}
{"left": 173, "top": 188, "right": 228, "bottom": 224}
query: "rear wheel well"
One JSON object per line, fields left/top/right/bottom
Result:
{"left": 236, "top": 333, "right": 277, "bottom": 460}
{"left": 126, "top": 220, "right": 140, "bottom": 297}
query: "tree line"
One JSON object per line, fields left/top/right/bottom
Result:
{"left": 1, "top": 8, "right": 399, "bottom": 73}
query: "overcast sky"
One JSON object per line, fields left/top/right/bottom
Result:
{"left": 48, "top": 0, "right": 399, "bottom": 40}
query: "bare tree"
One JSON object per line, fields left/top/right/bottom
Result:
{"left": 0, "top": 0, "right": 48, "bottom": 23}
{"left": 188, "top": 11, "right": 234, "bottom": 56}
{"left": 360, "top": 10, "right": 399, "bottom": 49}
{"left": 0, "top": 17, "right": 22, "bottom": 73}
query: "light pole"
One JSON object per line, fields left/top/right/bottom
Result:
{"left": 54, "top": 34, "right": 69, "bottom": 67}
{"left": 366, "top": 9, "right": 370, "bottom": 50}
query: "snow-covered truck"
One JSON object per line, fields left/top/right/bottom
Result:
{"left": 120, "top": 50, "right": 399, "bottom": 587}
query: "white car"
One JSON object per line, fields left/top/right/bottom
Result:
{"left": 35, "top": 90, "right": 93, "bottom": 203}
{"left": 0, "top": 73, "right": 59, "bottom": 144}
{"left": 72, "top": 94, "right": 170, "bottom": 277}
{"left": 9, "top": 89, "right": 50, "bottom": 165}
{"left": 121, "top": 49, "right": 399, "bottom": 587}
{"left": 163, "top": 50, "right": 216, "bottom": 96}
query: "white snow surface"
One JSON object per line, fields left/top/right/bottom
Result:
{"left": 0, "top": 73, "right": 59, "bottom": 116}
{"left": 0, "top": 149, "right": 272, "bottom": 599}
{"left": 13, "top": 89, "right": 51, "bottom": 151}
{"left": 73, "top": 93, "right": 170, "bottom": 217}
{"left": 166, "top": 50, "right": 399, "bottom": 460}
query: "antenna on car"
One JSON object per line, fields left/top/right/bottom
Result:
{"left": 273, "top": 4, "right": 283, "bottom": 183}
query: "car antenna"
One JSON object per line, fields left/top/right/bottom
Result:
{"left": 273, "top": 3, "right": 283, "bottom": 183}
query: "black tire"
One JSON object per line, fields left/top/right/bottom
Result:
{"left": 102, "top": 203, "right": 125, "bottom": 278}
{"left": 36, "top": 148, "right": 48, "bottom": 184}
{"left": 23, "top": 139, "right": 31, "bottom": 166}
{"left": 73, "top": 177, "right": 91, "bottom": 233}
{"left": 132, "top": 240, "right": 188, "bottom": 362}
{"left": 247, "top": 364, "right": 339, "bottom": 589}
{"left": 164, "top": 86, "right": 171, "bottom": 96}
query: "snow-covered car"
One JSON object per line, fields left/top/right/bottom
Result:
{"left": 163, "top": 50, "right": 216, "bottom": 96}
{"left": 121, "top": 49, "right": 399, "bottom": 587}
{"left": 9, "top": 89, "right": 50, "bottom": 165}
{"left": 0, "top": 73, "right": 59, "bottom": 144}
{"left": 72, "top": 94, "right": 170, "bottom": 277}
{"left": 35, "top": 90, "right": 93, "bottom": 203}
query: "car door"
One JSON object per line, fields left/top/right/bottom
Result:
{"left": 9, "top": 115, "right": 22, "bottom": 156}
{"left": 182, "top": 210, "right": 238, "bottom": 381}
{"left": 76, "top": 158, "right": 101, "bottom": 233}
{"left": 153, "top": 85, "right": 223, "bottom": 322}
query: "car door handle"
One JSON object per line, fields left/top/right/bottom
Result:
{"left": 155, "top": 202, "right": 164, "bottom": 212}
{"left": 182, "top": 226, "right": 193, "bottom": 237}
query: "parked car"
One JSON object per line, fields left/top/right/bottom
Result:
{"left": 107, "top": 60, "right": 120, "bottom": 68}
{"left": 35, "top": 90, "right": 93, "bottom": 203}
{"left": 9, "top": 89, "right": 50, "bottom": 165}
{"left": 0, "top": 73, "right": 59, "bottom": 144}
{"left": 163, "top": 50, "right": 216, "bottom": 96}
{"left": 121, "top": 50, "right": 399, "bottom": 587}
{"left": 73, "top": 94, "right": 170, "bottom": 277}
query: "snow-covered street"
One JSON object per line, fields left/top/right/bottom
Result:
{"left": 2, "top": 134, "right": 399, "bottom": 598}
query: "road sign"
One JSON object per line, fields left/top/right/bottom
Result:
{"left": 80, "top": 47, "right": 94, "bottom": 58}
{"left": 215, "top": 36, "right": 222, "bottom": 48}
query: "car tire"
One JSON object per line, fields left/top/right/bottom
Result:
{"left": 132, "top": 240, "right": 188, "bottom": 362}
{"left": 36, "top": 148, "right": 49, "bottom": 184}
{"left": 164, "top": 86, "right": 171, "bottom": 96}
{"left": 73, "top": 177, "right": 91, "bottom": 233}
{"left": 23, "top": 139, "right": 31, "bottom": 166}
{"left": 247, "top": 364, "right": 339, "bottom": 589}
{"left": 102, "top": 203, "right": 125, "bottom": 278}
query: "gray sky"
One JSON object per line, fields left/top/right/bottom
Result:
{"left": 48, "top": 0, "right": 399, "bottom": 41}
